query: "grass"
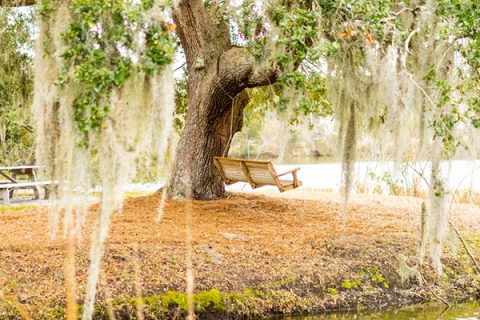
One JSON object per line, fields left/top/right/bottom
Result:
{"left": 0, "top": 205, "right": 38, "bottom": 211}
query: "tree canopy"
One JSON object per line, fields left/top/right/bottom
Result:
{"left": 0, "top": 7, "right": 34, "bottom": 165}
{"left": 1, "top": 0, "right": 480, "bottom": 319}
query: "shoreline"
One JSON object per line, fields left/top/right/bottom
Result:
{"left": 0, "top": 191, "right": 479, "bottom": 319}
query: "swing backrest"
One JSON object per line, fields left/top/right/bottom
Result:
{"left": 213, "top": 157, "right": 277, "bottom": 187}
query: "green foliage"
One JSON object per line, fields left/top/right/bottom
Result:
{"left": 341, "top": 278, "right": 361, "bottom": 290}
{"left": 0, "top": 300, "right": 23, "bottom": 319}
{"left": 370, "top": 273, "right": 389, "bottom": 289}
{"left": 267, "top": 4, "right": 321, "bottom": 71}
{"left": 225, "top": 292, "right": 246, "bottom": 303}
{"left": 173, "top": 71, "right": 188, "bottom": 133}
{"left": 0, "top": 8, "right": 35, "bottom": 165}
{"left": 360, "top": 267, "right": 390, "bottom": 289}
{"left": 244, "top": 287, "right": 263, "bottom": 298}
{"left": 0, "top": 205, "right": 38, "bottom": 212}
{"left": 115, "top": 289, "right": 226, "bottom": 317}
{"left": 39, "top": 306, "right": 66, "bottom": 320}
{"left": 160, "top": 290, "right": 187, "bottom": 310}
{"left": 326, "top": 287, "right": 338, "bottom": 295}
{"left": 367, "top": 170, "right": 403, "bottom": 195}
{"left": 290, "top": 72, "right": 333, "bottom": 124}
{"left": 243, "top": 71, "right": 333, "bottom": 130}
{"left": 39, "top": 0, "right": 176, "bottom": 144}
{"left": 434, "top": 0, "right": 480, "bottom": 156}
{"left": 424, "top": 65, "right": 462, "bottom": 158}
{"left": 194, "top": 289, "right": 226, "bottom": 312}
{"left": 437, "top": 0, "right": 480, "bottom": 71}
{"left": 144, "top": 24, "right": 177, "bottom": 73}
{"left": 325, "top": 268, "right": 390, "bottom": 295}
{"left": 0, "top": 288, "right": 271, "bottom": 319}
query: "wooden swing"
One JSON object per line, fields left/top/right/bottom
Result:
{"left": 213, "top": 157, "right": 302, "bottom": 192}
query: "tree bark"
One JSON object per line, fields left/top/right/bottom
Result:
{"left": 167, "top": 0, "right": 277, "bottom": 199}
{"left": 168, "top": 89, "right": 249, "bottom": 199}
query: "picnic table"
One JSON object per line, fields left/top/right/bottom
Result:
{"left": 0, "top": 165, "right": 52, "bottom": 204}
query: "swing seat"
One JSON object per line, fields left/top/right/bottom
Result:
{"left": 213, "top": 157, "right": 302, "bottom": 192}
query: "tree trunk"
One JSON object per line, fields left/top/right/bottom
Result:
{"left": 168, "top": 88, "right": 249, "bottom": 199}
{"left": 167, "top": 0, "right": 277, "bottom": 200}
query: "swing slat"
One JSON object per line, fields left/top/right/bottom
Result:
{"left": 213, "top": 157, "right": 302, "bottom": 192}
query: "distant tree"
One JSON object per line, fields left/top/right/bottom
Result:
{"left": 0, "top": 8, "right": 34, "bottom": 165}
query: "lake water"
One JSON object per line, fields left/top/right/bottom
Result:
{"left": 129, "top": 160, "right": 480, "bottom": 196}
{"left": 219, "top": 160, "right": 480, "bottom": 195}
{"left": 275, "top": 301, "right": 480, "bottom": 320}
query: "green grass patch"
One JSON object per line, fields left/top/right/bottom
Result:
{"left": 0, "top": 205, "right": 38, "bottom": 211}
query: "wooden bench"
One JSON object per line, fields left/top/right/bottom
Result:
{"left": 213, "top": 157, "right": 302, "bottom": 192}
{"left": 0, "top": 181, "right": 53, "bottom": 204}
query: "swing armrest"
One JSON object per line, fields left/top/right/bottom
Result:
{"left": 275, "top": 167, "right": 301, "bottom": 178}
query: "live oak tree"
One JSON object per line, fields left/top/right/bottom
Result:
{"left": 167, "top": 1, "right": 273, "bottom": 199}
{"left": 1, "top": 0, "right": 326, "bottom": 201}
{"left": 168, "top": 0, "right": 480, "bottom": 204}
{"left": 4, "top": 0, "right": 477, "bottom": 203}
{"left": 2, "top": 0, "right": 479, "bottom": 213}
{"left": 2, "top": 5, "right": 480, "bottom": 313}
{"left": 167, "top": 0, "right": 328, "bottom": 199}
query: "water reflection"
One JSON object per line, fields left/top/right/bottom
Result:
{"left": 277, "top": 302, "right": 480, "bottom": 320}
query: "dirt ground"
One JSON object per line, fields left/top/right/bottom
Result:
{"left": 0, "top": 190, "right": 479, "bottom": 319}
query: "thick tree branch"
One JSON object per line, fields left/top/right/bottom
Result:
{"left": 172, "top": 0, "right": 206, "bottom": 67}
{"left": 172, "top": 0, "right": 230, "bottom": 71}
{"left": 247, "top": 64, "right": 278, "bottom": 88}
{"left": 216, "top": 47, "right": 277, "bottom": 92}
{"left": 219, "top": 48, "right": 277, "bottom": 86}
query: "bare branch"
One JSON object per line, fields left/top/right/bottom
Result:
{"left": 449, "top": 221, "right": 480, "bottom": 275}
{"left": 419, "top": 266, "right": 451, "bottom": 307}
